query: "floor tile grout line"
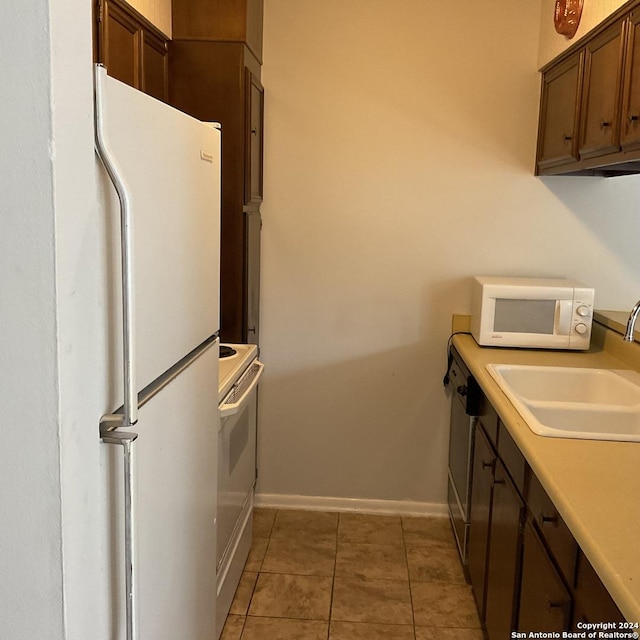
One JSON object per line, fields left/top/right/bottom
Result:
{"left": 326, "top": 513, "right": 341, "bottom": 639}
{"left": 401, "top": 519, "right": 419, "bottom": 640}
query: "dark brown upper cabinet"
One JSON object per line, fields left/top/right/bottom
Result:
{"left": 536, "top": 52, "right": 583, "bottom": 170}
{"left": 169, "top": 0, "right": 264, "bottom": 344}
{"left": 621, "top": 10, "right": 640, "bottom": 151}
{"left": 579, "top": 22, "right": 625, "bottom": 159}
{"left": 172, "top": 0, "right": 264, "bottom": 62}
{"left": 536, "top": 1, "right": 640, "bottom": 176}
{"left": 95, "top": 0, "right": 169, "bottom": 102}
{"left": 245, "top": 69, "right": 264, "bottom": 206}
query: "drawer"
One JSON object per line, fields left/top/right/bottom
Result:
{"left": 528, "top": 473, "right": 578, "bottom": 585}
{"left": 478, "top": 400, "right": 499, "bottom": 448}
{"left": 497, "top": 421, "right": 528, "bottom": 498}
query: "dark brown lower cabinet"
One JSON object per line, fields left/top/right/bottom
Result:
{"left": 455, "top": 350, "right": 629, "bottom": 633}
{"left": 519, "top": 520, "right": 572, "bottom": 632}
{"left": 572, "top": 550, "right": 625, "bottom": 628}
{"left": 468, "top": 424, "right": 495, "bottom": 619}
{"left": 484, "top": 459, "right": 524, "bottom": 640}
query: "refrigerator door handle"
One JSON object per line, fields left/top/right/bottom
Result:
{"left": 94, "top": 63, "right": 138, "bottom": 429}
{"left": 101, "top": 429, "right": 139, "bottom": 640}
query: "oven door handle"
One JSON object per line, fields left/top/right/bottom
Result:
{"left": 219, "top": 360, "right": 265, "bottom": 417}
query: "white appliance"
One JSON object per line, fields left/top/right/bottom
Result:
{"left": 216, "top": 344, "right": 264, "bottom": 638}
{"left": 94, "top": 65, "right": 221, "bottom": 640}
{"left": 470, "top": 276, "right": 594, "bottom": 350}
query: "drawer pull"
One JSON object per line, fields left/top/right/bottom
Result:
{"left": 538, "top": 511, "right": 558, "bottom": 526}
{"left": 600, "top": 120, "right": 611, "bottom": 129}
{"left": 629, "top": 113, "right": 639, "bottom": 123}
{"left": 481, "top": 459, "right": 495, "bottom": 471}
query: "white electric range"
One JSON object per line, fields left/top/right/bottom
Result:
{"left": 216, "top": 343, "right": 263, "bottom": 639}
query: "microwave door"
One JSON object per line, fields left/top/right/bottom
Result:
{"left": 555, "top": 300, "right": 573, "bottom": 337}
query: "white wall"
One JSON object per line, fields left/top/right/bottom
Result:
{"left": 0, "top": 0, "right": 65, "bottom": 635}
{"left": 0, "top": 1, "right": 110, "bottom": 639}
{"left": 538, "top": 0, "right": 626, "bottom": 66}
{"left": 258, "top": 0, "right": 640, "bottom": 510}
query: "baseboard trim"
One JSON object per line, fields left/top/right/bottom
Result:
{"left": 253, "top": 493, "right": 448, "bottom": 518}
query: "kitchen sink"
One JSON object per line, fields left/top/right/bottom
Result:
{"left": 486, "top": 364, "right": 640, "bottom": 442}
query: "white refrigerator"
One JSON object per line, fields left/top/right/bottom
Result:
{"left": 94, "top": 65, "right": 220, "bottom": 640}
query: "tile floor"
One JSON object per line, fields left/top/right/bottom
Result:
{"left": 220, "top": 508, "right": 484, "bottom": 640}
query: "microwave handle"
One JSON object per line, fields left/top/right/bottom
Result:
{"left": 555, "top": 300, "right": 573, "bottom": 335}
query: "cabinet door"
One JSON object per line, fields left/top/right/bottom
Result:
{"left": 484, "top": 460, "right": 524, "bottom": 640}
{"left": 245, "top": 69, "right": 264, "bottom": 205}
{"left": 528, "top": 473, "right": 578, "bottom": 585}
{"left": 621, "top": 13, "right": 640, "bottom": 151}
{"left": 244, "top": 210, "right": 261, "bottom": 343}
{"left": 468, "top": 425, "right": 495, "bottom": 619}
{"left": 572, "top": 551, "right": 625, "bottom": 628}
{"left": 101, "top": 0, "right": 140, "bottom": 89}
{"left": 142, "top": 31, "right": 168, "bottom": 102}
{"left": 97, "top": 0, "right": 169, "bottom": 102}
{"left": 537, "top": 52, "right": 583, "bottom": 170}
{"left": 518, "top": 520, "right": 571, "bottom": 633}
{"left": 579, "top": 21, "right": 625, "bottom": 159}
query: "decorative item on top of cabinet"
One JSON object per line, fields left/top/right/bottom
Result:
{"left": 94, "top": 0, "right": 169, "bottom": 102}
{"left": 554, "top": 0, "right": 584, "bottom": 38}
{"left": 169, "top": 0, "right": 264, "bottom": 344}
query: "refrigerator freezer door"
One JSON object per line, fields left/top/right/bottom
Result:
{"left": 96, "top": 70, "right": 221, "bottom": 404}
{"left": 106, "top": 341, "right": 219, "bottom": 640}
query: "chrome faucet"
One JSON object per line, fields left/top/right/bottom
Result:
{"left": 624, "top": 299, "right": 640, "bottom": 341}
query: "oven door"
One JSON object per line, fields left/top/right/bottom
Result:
{"left": 217, "top": 360, "right": 264, "bottom": 570}
{"left": 448, "top": 390, "right": 476, "bottom": 564}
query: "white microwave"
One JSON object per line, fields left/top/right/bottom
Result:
{"left": 470, "top": 276, "right": 595, "bottom": 350}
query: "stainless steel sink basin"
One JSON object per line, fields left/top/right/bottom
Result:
{"left": 486, "top": 364, "right": 640, "bottom": 442}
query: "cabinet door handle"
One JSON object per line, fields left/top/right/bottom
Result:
{"left": 562, "top": 133, "right": 572, "bottom": 142}
{"left": 629, "top": 113, "right": 639, "bottom": 123}
{"left": 545, "top": 596, "right": 565, "bottom": 612}
{"left": 493, "top": 477, "right": 505, "bottom": 486}
{"left": 600, "top": 120, "right": 611, "bottom": 129}
{"left": 456, "top": 385, "right": 467, "bottom": 397}
{"left": 538, "top": 510, "right": 558, "bottom": 526}
{"left": 481, "top": 459, "right": 495, "bottom": 471}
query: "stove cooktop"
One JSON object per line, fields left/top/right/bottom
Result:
{"left": 219, "top": 345, "right": 237, "bottom": 359}
{"left": 218, "top": 343, "right": 258, "bottom": 402}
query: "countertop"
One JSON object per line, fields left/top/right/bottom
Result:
{"left": 452, "top": 318, "right": 640, "bottom": 623}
